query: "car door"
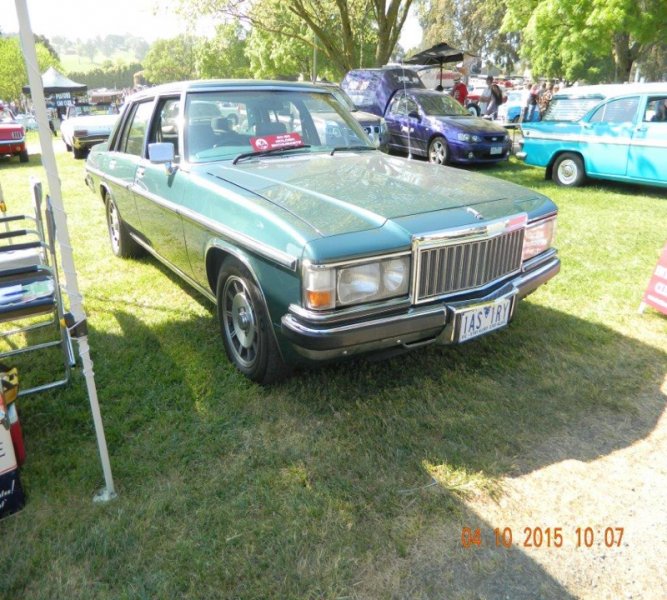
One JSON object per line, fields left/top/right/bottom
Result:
{"left": 384, "top": 92, "right": 407, "bottom": 151}
{"left": 627, "top": 96, "right": 667, "bottom": 184}
{"left": 131, "top": 96, "right": 193, "bottom": 277}
{"left": 100, "top": 100, "right": 155, "bottom": 233}
{"left": 582, "top": 96, "right": 639, "bottom": 177}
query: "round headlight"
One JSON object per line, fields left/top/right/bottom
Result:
{"left": 382, "top": 259, "right": 407, "bottom": 293}
{"left": 337, "top": 263, "right": 381, "bottom": 305}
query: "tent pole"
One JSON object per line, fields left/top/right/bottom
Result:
{"left": 14, "top": 0, "right": 117, "bottom": 503}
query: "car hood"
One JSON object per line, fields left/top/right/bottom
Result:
{"left": 202, "top": 151, "right": 542, "bottom": 237}
{"left": 63, "top": 114, "right": 118, "bottom": 130}
{"left": 427, "top": 115, "right": 507, "bottom": 134}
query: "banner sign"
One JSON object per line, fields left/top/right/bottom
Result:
{"left": 641, "top": 242, "right": 667, "bottom": 316}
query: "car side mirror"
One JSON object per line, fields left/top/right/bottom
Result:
{"left": 148, "top": 142, "right": 176, "bottom": 174}
{"left": 408, "top": 111, "right": 421, "bottom": 121}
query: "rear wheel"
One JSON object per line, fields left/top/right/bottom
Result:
{"left": 428, "top": 136, "right": 449, "bottom": 165}
{"left": 553, "top": 153, "right": 585, "bottom": 187}
{"left": 73, "top": 146, "right": 86, "bottom": 159}
{"left": 105, "top": 193, "right": 144, "bottom": 258}
{"left": 216, "top": 259, "right": 288, "bottom": 384}
{"left": 19, "top": 150, "right": 28, "bottom": 163}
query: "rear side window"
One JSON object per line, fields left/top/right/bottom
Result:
{"left": 589, "top": 97, "right": 639, "bottom": 124}
{"left": 542, "top": 97, "right": 603, "bottom": 121}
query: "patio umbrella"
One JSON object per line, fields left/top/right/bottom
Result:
{"left": 404, "top": 42, "right": 465, "bottom": 86}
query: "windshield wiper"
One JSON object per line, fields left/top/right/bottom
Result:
{"left": 330, "top": 145, "right": 376, "bottom": 156}
{"left": 232, "top": 144, "right": 311, "bottom": 165}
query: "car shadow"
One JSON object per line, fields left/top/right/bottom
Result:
{"left": 8, "top": 295, "right": 664, "bottom": 598}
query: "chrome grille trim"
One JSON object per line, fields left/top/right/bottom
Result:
{"left": 412, "top": 214, "right": 527, "bottom": 304}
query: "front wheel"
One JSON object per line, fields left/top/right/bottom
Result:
{"left": 19, "top": 150, "right": 28, "bottom": 163}
{"left": 428, "top": 136, "right": 449, "bottom": 165}
{"left": 217, "top": 259, "right": 288, "bottom": 384}
{"left": 553, "top": 153, "right": 585, "bottom": 187}
{"left": 105, "top": 194, "right": 143, "bottom": 258}
{"left": 73, "top": 146, "right": 86, "bottom": 159}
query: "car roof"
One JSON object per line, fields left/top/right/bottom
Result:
{"left": 553, "top": 82, "right": 667, "bottom": 100}
{"left": 126, "top": 80, "right": 333, "bottom": 102}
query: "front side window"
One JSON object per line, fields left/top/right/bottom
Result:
{"left": 588, "top": 97, "right": 639, "bottom": 124}
{"left": 644, "top": 97, "right": 667, "bottom": 122}
{"left": 387, "top": 93, "right": 407, "bottom": 116}
{"left": 148, "top": 97, "right": 181, "bottom": 159}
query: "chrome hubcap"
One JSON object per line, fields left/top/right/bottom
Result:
{"left": 429, "top": 140, "right": 446, "bottom": 164}
{"left": 108, "top": 202, "right": 120, "bottom": 250}
{"left": 558, "top": 160, "right": 578, "bottom": 184}
{"left": 223, "top": 276, "right": 258, "bottom": 368}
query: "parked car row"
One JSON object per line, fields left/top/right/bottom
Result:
{"left": 84, "top": 79, "right": 560, "bottom": 383}
{"left": 60, "top": 102, "right": 120, "bottom": 159}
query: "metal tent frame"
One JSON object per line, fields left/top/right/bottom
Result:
{"left": 14, "top": 0, "right": 116, "bottom": 503}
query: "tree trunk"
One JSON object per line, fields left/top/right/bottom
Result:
{"left": 612, "top": 33, "right": 633, "bottom": 82}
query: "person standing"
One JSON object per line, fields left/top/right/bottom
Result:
{"left": 450, "top": 74, "right": 468, "bottom": 106}
{"left": 480, "top": 75, "right": 502, "bottom": 119}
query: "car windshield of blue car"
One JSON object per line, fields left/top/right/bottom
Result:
{"left": 542, "top": 97, "right": 604, "bottom": 121}
{"left": 416, "top": 93, "right": 470, "bottom": 117}
{"left": 184, "top": 90, "right": 373, "bottom": 163}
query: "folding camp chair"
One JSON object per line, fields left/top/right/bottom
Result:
{"left": 0, "top": 178, "right": 75, "bottom": 395}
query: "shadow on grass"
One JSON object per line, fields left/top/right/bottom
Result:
{"left": 6, "top": 291, "right": 664, "bottom": 598}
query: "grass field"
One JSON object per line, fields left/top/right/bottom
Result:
{"left": 0, "top": 143, "right": 665, "bottom": 599}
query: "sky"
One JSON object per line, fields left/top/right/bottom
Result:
{"left": 0, "top": 0, "right": 422, "bottom": 48}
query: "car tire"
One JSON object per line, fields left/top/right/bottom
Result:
{"left": 553, "top": 153, "right": 585, "bottom": 187}
{"left": 428, "top": 136, "right": 449, "bottom": 165}
{"left": 216, "top": 259, "right": 288, "bottom": 384}
{"left": 467, "top": 104, "right": 480, "bottom": 117}
{"left": 19, "top": 150, "right": 29, "bottom": 163}
{"left": 105, "top": 193, "right": 144, "bottom": 258}
{"left": 73, "top": 146, "right": 86, "bottom": 159}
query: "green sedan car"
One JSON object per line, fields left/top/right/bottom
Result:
{"left": 85, "top": 80, "right": 560, "bottom": 383}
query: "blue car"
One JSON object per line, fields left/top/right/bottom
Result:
{"left": 518, "top": 83, "right": 667, "bottom": 188}
{"left": 341, "top": 67, "right": 511, "bottom": 165}
{"left": 383, "top": 89, "right": 511, "bottom": 165}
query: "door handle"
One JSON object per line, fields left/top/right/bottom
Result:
{"left": 136, "top": 167, "right": 145, "bottom": 178}
{"left": 635, "top": 125, "right": 647, "bottom": 133}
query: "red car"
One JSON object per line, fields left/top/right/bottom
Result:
{"left": 0, "top": 107, "right": 28, "bottom": 163}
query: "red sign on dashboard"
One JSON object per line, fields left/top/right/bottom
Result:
{"left": 250, "top": 132, "right": 303, "bottom": 152}
{"left": 641, "top": 242, "right": 667, "bottom": 316}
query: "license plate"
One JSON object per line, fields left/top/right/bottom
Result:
{"left": 490, "top": 145, "right": 503, "bottom": 155}
{"left": 456, "top": 298, "right": 512, "bottom": 342}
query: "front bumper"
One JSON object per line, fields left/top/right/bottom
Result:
{"left": 449, "top": 140, "right": 512, "bottom": 164}
{"left": 73, "top": 135, "right": 110, "bottom": 150}
{"left": 281, "top": 253, "right": 560, "bottom": 361}
{"left": 0, "top": 139, "right": 26, "bottom": 154}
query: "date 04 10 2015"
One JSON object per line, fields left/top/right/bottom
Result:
{"left": 461, "top": 526, "right": 625, "bottom": 549}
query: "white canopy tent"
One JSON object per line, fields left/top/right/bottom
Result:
{"left": 14, "top": 0, "right": 116, "bottom": 502}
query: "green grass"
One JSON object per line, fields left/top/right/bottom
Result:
{"left": 0, "top": 148, "right": 665, "bottom": 599}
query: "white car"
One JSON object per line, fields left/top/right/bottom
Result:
{"left": 497, "top": 89, "right": 531, "bottom": 123}
{"left": 60, "top": 103, "right": 119, "bottom": 159}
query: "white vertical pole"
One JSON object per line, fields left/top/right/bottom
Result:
{"left": 14, "top": 0, "right": 117, "bottom": 502}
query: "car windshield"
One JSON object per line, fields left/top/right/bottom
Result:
{"left": 415, "top": 92, "right": 469, "bottom": 117}
{"left": 184, "top": 89, "right": 373, "bottom": 163}
{"left": 0, "top": 109, "right": 16, "bottom": 123}
{"left": 542, "top": 97, "right": 604, "bottom": 121}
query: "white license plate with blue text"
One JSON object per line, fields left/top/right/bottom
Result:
{"left": 457, "top": 298, "right": 512, "bottom": 342}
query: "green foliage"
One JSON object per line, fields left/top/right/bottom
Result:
{"left": 142, "top": 36, "right": 200, "bottom": 85}
{"left": 178, "top": 0, "right": 413, "bottom": 73}
{"left": 503, "top": 0, "right": 667, "bottom": 82}
{"left": 67, "top": 62, "right": 143, "bottom": 90}
{"left": 0, "top": 36, "right": 61, "bottom": 101}
{"left": 197, "top": 23, "right": 252, "bottom": 79}
{"left": 418, "top": 0, "right": 520, "bottom": 74}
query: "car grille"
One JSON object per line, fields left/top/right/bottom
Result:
{"left": 483, "top": 134, "right": 507, "bottom": 143}
{"left": 415, "top": 228, "right": 524, "bottom": 302}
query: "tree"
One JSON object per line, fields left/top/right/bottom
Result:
{"left": 417, "top": 0, "right": 520, "bottom": 74}
{"left": 503, "top": 0, "right": 667, "bottom": 82}
{"left": 197, "top": 23, "right": 252, "bottom": 79}
{"left": 177, "top": 0, "right": 414, "bottom": 74}
{"left": 142, "top": 36, "right": 200, "bottom": 84}
{"left": 0, "top": 37, "right": 61, "bottom": 100}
